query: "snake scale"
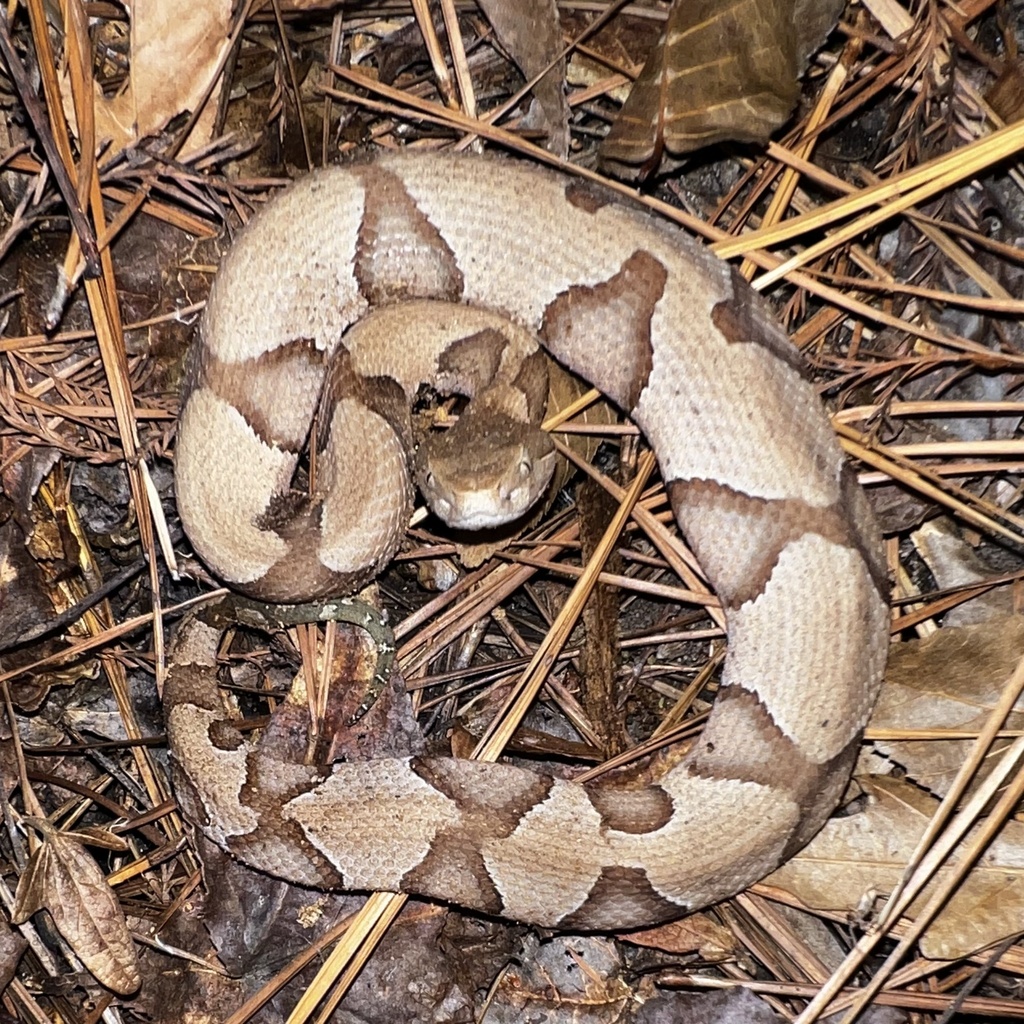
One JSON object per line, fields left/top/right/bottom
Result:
{"left": 168, "top": 152, "right": 889, "bottom": 930}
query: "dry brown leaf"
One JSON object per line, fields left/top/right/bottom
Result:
{"left": 621, "top": 911, "right": 736, "bottom": 960}
{"left": 912, "top": 519, "right": 1018, "bottom": 627}
{"left": 985, "top": 59, "right": 1024, "bottom": 124}
{"left": 0, "top": 917, "right": 28, "bottom": 992}
{"left": 61, "top": 0, "right": 232, "bottom": 157}
{"left": 13, "top": 818, "right": 140, "bottom": 995}
{"left": 871, "top": 616, "right": 1024, "bottom": 796}
{"left": 477, "top": 0, "right": 570, "bottom": 156}
{"left": 600, "top": 0, "right": 844, "bottom": 177}
{"left": 766, "top": 776, "right": 1024, "bottom": 960}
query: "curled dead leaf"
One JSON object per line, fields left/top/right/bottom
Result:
{"left": 13, "top": 818, "right": 140, "bottom": 995}
{"left": 600, "top": 0, "right": 845, "bottom": 178}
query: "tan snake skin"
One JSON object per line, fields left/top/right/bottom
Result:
{"left": 168, "top": 152, "right": 889, "bottom": 930}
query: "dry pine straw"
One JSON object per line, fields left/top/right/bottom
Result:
{"left": 5, "top": 0, "right": 1024, "bottom": 1020}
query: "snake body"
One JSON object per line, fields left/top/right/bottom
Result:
{"left": 168, "top": 153, "right": 888, "bottom": 929}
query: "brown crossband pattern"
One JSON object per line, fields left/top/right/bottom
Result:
{"left": 169, "top": 153, "right": 889, "bottom": 931}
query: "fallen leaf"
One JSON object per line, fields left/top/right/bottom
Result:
{"left": 477, "top": 0, "right": 570, "bottom": 156}
{"left": 0, "top": 917, "right": 28, "bottom": 991}
{"left": 767, "top": 775, "right": 1024, "bottom": 959}
{"left": 621, "top": 911, "right": 736, "bottom": 959}
{"left": 871, "top": 616, "right": 1024, "bottom": 797}
{"left": 13, "top": 818, "right": 140, "bottom": 995}
{"left": 600, "top": 0, "right": 844, "bottom": 177}
{"left": 61, "top": 0, "right": 232, "bottom": 157}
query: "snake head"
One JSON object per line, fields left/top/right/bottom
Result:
{"left": 415, "top": 411, "right": 556, "bottom": 530}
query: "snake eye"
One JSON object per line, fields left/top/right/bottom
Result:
{"left": 425, "top": 471, "right": 436, "bottom": 489}
{"left": 518, "top": 458, "right": 531, "bottom": 477}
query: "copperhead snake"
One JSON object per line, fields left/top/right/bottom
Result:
{"left": 168, "top": 152, "right": 889, "bottom": 930}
